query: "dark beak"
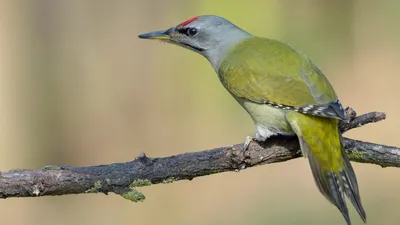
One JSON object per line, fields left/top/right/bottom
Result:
{"left": 138, "top": 29, "right": 171, "bottom": 41}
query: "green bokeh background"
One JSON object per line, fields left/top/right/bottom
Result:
{"left": 0, "top": 1, "right": 399, "bottom": 225}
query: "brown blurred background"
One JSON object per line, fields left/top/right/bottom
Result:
{"left": 0, "top": 0, "right": 399, "bottom": 225}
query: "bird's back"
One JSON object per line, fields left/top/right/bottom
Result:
{"left": 218, "top": 37, "right": 338, "bottom": 108}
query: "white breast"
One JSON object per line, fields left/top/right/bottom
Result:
{"left": 234, "top": 97, "right": 295, "bottom": 140}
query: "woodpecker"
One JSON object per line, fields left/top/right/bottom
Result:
{"left": 139, "top": 15, "right": 366, "bottom": 225}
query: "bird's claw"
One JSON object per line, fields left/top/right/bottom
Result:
{"left": 243, "top": 135, "right": 254, "bottom": 151}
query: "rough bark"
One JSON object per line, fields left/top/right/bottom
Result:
{"left": 0, "top": 108, "right": 397, "bottom": 202}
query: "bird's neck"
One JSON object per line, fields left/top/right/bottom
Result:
{"left": 203, "top": 30, "right": 253, "bottom": 73}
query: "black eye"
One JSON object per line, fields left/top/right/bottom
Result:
{"left": 186, "top": 28, "right": 198, "bottom": 36}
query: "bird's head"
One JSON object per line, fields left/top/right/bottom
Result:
{"left": 138, "top": 15, "right": 252, "bottom": 60}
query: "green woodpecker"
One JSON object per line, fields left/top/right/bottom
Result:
{"left": 139, "top": 15, "right": 366, "bottom": 225}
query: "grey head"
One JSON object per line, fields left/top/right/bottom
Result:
{"left": 138, "top": 15, "right": 253, "bottom": 69}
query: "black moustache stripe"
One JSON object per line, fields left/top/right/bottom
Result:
{"left": 182, "top": 43, "right": 205, "bottom": 52}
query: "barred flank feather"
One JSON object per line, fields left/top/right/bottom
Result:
{"left": 263, "top": 99, "right": 348, "bottom": 121}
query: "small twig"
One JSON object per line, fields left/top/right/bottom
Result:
{"left": 0, "top": 108, "right": 397, "bottom": 201}
{"left": 339, "top": 109, "right": 386, "bottom": 133}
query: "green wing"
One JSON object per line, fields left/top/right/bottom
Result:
{"left": 218, "top": 37, "right": 345, "bottom": 120}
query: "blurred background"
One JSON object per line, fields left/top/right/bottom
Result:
{"left": 0, "top": 0, "right": 399, "bottom": 225}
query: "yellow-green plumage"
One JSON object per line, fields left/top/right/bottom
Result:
{"left": 219, "top": 37, "right": 337, "bottom": 107}
{"left": 286, "top": 112, "right": 343, "bottom": 171}
{"left": 219, "top": 37, "right": 366, "bottom": 225}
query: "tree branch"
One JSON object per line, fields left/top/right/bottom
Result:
{"left": 0, "top": 109, "right": 398, "bottom": 201}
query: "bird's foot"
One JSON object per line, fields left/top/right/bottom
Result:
{"left": 243, "top": 132, "right": 266, "bottom": 151}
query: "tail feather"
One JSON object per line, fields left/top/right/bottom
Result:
{"left": 338, "top": 134, "right": 367, "bottom": 222}
{"left": 302, "top": 138, "right": 366, "bottom": 225}
{"left": 302, "top": 139, "right": 351, "bottom": 225}
{"left": 341, "top": 151, "right": 367, "bottom": 222}
{"left": 286, "top": 112, "right": 366, "bottom": 225}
